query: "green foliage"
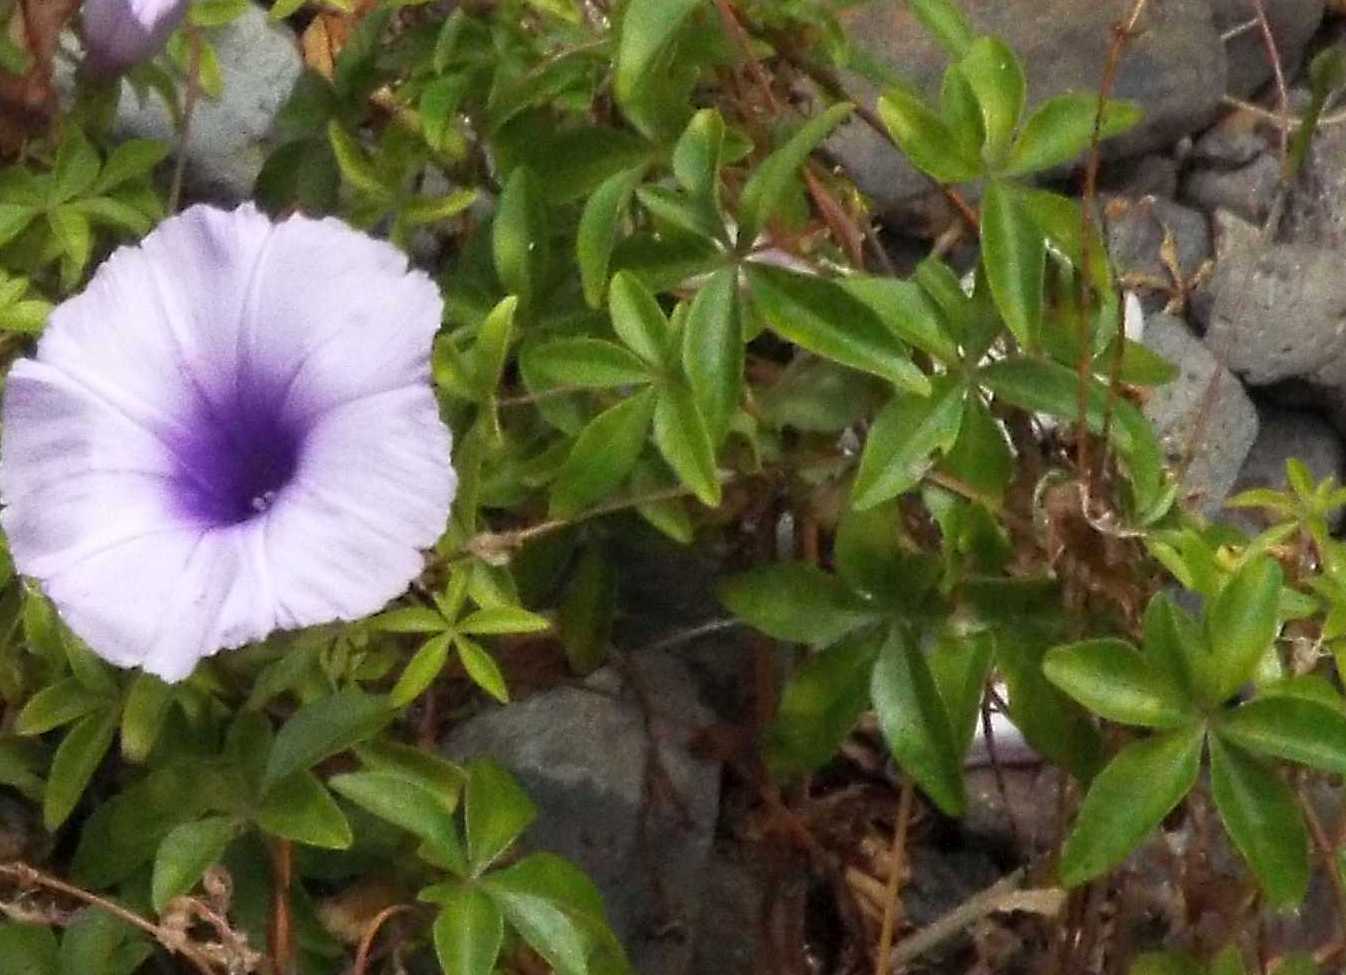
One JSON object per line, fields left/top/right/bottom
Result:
{"left": 12, "top": 0, "right": 1346, "bottom": 969}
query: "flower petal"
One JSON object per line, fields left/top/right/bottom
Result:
{"left": 264, "top": 386, "right": 455, "bottom": 629}
{"left": 34, "top": 205, "right": 272, "bottom": 438}
{"left": 241, "top": 214, "right": 444, "bottom": 422}
{"left": 0, "top": 360, "right": 195, "bottom": 578}
{"left": 39, "top": 527, "right": 208, "bottom": 673}
{"left": 1, "top": 204, "right": 456, "bottom": 682}
{"left": 83, "top": 0, "right": 190, "bottom": 75}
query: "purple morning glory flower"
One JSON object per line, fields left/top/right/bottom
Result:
{"left": 82, "top": 0, "right": 191, "bottom": 76}
{"left": 0, "top": 204, "right": 456, "bottom": 681}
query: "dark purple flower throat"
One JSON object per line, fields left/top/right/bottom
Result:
{"left": 167, "top": 378, "right": 306, "bottom": 527}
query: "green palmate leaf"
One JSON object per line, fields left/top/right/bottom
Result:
{"left": 1206, "top": 556, "right": 1283, "bottom": 702}
{"left": 931, "top": 630, "right": 995, "bottom": 757}
{"left": 1211, "top": 946, "right": 1249, "bottom": 975}
{"left": 16, "top": 678, "right": 109, "bottom": 736}
{"left": 746, "top": 264, "right": 929, "bottom": 393}
{"left": 59, "top": 909, "right": 151, "bottom": 975}
{"left": 956, "top": 37, "right": 1024, "bottom": 163}
{"left": 49, "top": 130, "right": 100, "bottom": 204}
{"left": 64, "top": 632, "right": 116, "bottom": 697}
{"left": 1043, "top": 638, "right": 1194, "bottom": 728}
{"left": 941, "top": 67, "right": 985, "bottom": 161}
{"left": 94, "top": 140, "right": 169, "bottom": 194}
{"left": 497, "top": 125, "right": 652, "bottom": 207}
{"left": 996, "top": 627, "right": 1104, "bottom": 779}
{"left": 466, "top": 759, "right": 537, "bottom": 875}
{"left": 459, "top": 607, "right": 550, "bottom": 636}
{"left": 719, "top": 562, "right": 875, "bottom": 646}
{"left": 1059, "top": 724, "right": 1204, "bottom": 888}
{"left": 50, "top": 208, "right": 92, "bottom": 280}
{"left": 523, "top": 338, "right": 653, "bottom": 389}
{"left": 391, "top": 632, "right": 453, "bottom": 708}
{"left": 0, "top": 924, "right": 57, "bottom": 975}
{"left": 1289, "top": 46, "right": 1346, "bottom": 175}
{"left": 1216, "top": 696, "right": 1346, "bottom": 776}
{"left": 494, "top": 167, "right": 548, "bottom": 306}
{"left": 1142, "top": 592, "right": 1209, "bottom": 705}
{"left": 768, "top": 629, "right": 882, "bottom": 776}
{"left": 330, "top": 771, "right": 464, "bottom": 869}
{"left": 579, "top": 167, "right": 643, "bottom": 308}
{"left": 1005, "top": 94, "right": 1144, "bottom": 175}
{"left": 356, "top": 738, "right": 464, "bottom": 800}
{"left": 262, "top": 689, "right": 393, "bottom": 792}
{"left": 44, "top": 708, "right": 117, "bottom": 830}
{"left": 455, "top": 636, "right": 510, "bottom": 704}
{"left": 433, "top": 888, "right": 504, "bottom": 975}
{"left": 0, "top": 739, "right": 44, "bottom": 802}
{"left": 1272, "top": 957, "right": 1319, "bottom": 975}
{"left": 673, "top": 108, "right": 726, "bottom": 211}
{"left": 638, "top": 185, "right": 722, "bottom": 241}
{"left": 834, "top": 502, "right": 904, "bottom": 601}
{"left": 608, "top": 271, "right": 673, "bottom": 370}
{"left": 909, "top": 0, "right": 974, "bottom": 56}
{"left": 940, "top": 395, "right": 1013, "bottom": 500}
{"left": 549, "top": 387, "right": 656, "bottom": 517}
{"left": 120, "top": 673, "right": 173, "bottom": 764}
{"left": 472, "top": 295, "right": 517, "bottom": 396}
{"left": 980, "top": 180, "right": 1045, "bottom": 348}
{"left": 255, "top": 771, "right": 352, "bottom": 849}
{"left": 979, "top": 357, "right": 1112, "bottom": 435}
{"left": 191, "top": 0, "right": 250, "bottom": 26}
{"left": 738, "top": 102, "right": 852, "bottom": 244}
{"left": 0, "top": 204, "right": 36, "bottom": 249}
{"left": 682, "top": 267, "right": 742, "bottom": 445}
{"left": 1207, "top": 734, "right": 1309, "bottom": 908}
{"left": 653, "top": 383, "right": 720, "bottom": 507}
{"left": 373, "top": 606, "right": 447, "bottom": 634}
{"left": 614, "top": 0, "right": 704, "bottom": 135}
{"left": 0, "top": 33, "right": 31, "bottom": 76}
{"left": 1130, "top": 954, "right": 1206, "bottom": 975}
{"left": 872, "top": 628, "right": 965, "bottom": 816}
{"left": 151, "top": 816, "right": 238, "bottom": 912}
{"left": 482, "top": 853, "right": 612, "bottom": 975}
{"left": 559, "top": 545, "right": 616, "bottom": 674}
{"left": 852, "top": 383, "right": 965, "bottom": 510}
{"left": 878, "top": 81, "right": 983, "bottom": 183}
{"left": 838, "top": 275, "right": 959, "bottom": 363}
{"left": 326, "top": 121, "right": 387, "bottom": 197}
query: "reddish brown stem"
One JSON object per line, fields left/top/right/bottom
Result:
{"left": 1077, "top": 0, "right": 1153, "bottom": 488}
{"left": 352, "top": 904, "right": 414, "bottom": 975}
{"left": 269, "top": 839, "right": 294, "bottom": 975}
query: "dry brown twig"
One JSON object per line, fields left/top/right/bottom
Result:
{"left": 352, "top": 904, "right": 415, "bottom": 975}
{"left": 874, "top": 779, "right": 914, "bottom": 975}
{"left": 1078, "top": 0, "right": 1153, "bottom": 490}
{"left": 0, "top": 861, "right": 222, "bottom": 975}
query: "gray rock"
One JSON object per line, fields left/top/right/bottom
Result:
{"left": 1107, "top": 196, "right": 1211, "bottom": 312}
{"left": 115, "top": 3, "right": 301, "bottom": 202}
{"left": 963, "top": 765, "right": 1061, "bottom": 860}
{"left": 1284, "top": 120, "right": 1346, "bottom": 249}
{"left": 1191, "top": 112, "right": 1271, "bottom": 168}
{"left": 1183, "top": 152, "right": 1282, "bottom": 224}
{"left": 1101, "top": 153, "right": 1180, "bottom": 200}
{"left": 688, "top": 849, "right": 763, "bottom": 975}
{"left": 1205, "top": 222, "right": 1346, "bottom": 389}
{"left": 1226, "top": 405, "right": 1344, "bottom": 530}
{"left": 1238, "top": 406, "right": 1344, "bottom": 491}
{"left": 443, "top": 652, "right": 720, "bottom": 975}
{"left": 830, "top": 1, "right": 1227, "bottom": 214}
{"left": 1143, "top": 314, "right": 1259, "bottom": 513}
{"left": 1211, "top": 0, "right": 1326, "bottom": 97}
